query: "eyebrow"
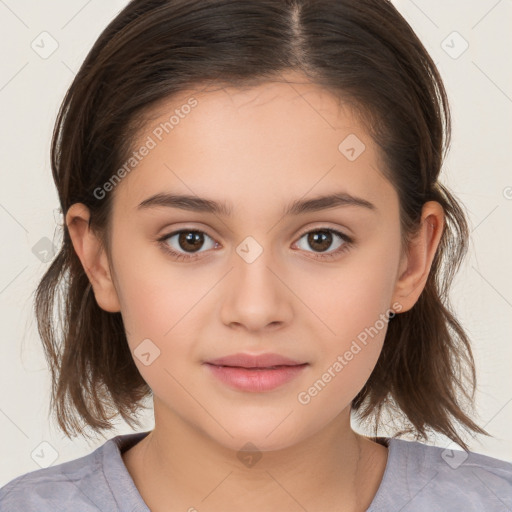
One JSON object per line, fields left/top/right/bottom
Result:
{"left": 137, "top": 191, "right": 376, "bottom": 216}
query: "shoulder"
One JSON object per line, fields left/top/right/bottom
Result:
{"left": 0, "top": 438, "right": 117, "bottom": 512}
{"left": 369, "top": 437, "right": 512, "bottom": 511}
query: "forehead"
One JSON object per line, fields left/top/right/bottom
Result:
{"left": 112, "top": 77, "right": 395, "bottom": 217}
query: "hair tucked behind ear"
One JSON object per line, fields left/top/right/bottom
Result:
{"left": 35, "top": 0, "right": 489, "bottom": 449}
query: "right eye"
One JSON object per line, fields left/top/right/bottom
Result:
{"left": 158, "top": 229, "right": 219, "bottom": 261}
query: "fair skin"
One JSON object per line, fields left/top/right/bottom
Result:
{"left": 66, "top": 72, "right": 444, "bottom": 512}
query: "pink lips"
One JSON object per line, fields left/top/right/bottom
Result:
{"left": 203, "top": 352, "right": 308, "bottom": 392}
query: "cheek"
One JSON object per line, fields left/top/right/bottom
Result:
{"left": 294, "top": 232, "right": 399, "bottom": 398}
{"left": 294, "top": 282, "right": 392, "bottom": 428}
{"left": 112, "top": 234, "right": 205, "bottom": 337}
{"left": 114, "top": 265, "right": 206, "bottom": 412}
{"left": 111, "top": 243, "right": 225, "bottom": 396}
{"left": 298, "top": 230, "right": 400, "bottom": 344}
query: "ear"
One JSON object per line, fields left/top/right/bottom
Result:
{"left": 65, "top": 203, "right": 121, "bottom": 313}
{"left": 391, "top": 201, "right": 445, "bottom": 313}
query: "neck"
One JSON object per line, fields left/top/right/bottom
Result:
{"left": 122, "top": 402, "right": 387, "bottom": 512}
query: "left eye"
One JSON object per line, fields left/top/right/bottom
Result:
{"left": 294, "top": 228, "right": 352, "bottom": 258}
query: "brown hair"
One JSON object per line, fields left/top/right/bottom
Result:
{"left": 35, "top": 0, "right": 489, "bottom": 449}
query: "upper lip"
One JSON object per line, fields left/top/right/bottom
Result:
{"left": 204, "top": 353, "right": 307, "bottom": 368}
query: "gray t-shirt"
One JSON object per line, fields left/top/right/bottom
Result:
{"left": 1, "top": 431, "right": 511, "bottom": 511}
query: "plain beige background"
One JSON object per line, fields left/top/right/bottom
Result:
{"left": 1, "top": 0, "right": 511, "bottom": 485}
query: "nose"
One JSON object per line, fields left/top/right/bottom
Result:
{"left": 219, "top": 245, "right": 293, "bottom": 333}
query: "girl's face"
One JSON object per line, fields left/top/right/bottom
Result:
{"left": 106, "top": 76, "right": 407, "bottom": 451}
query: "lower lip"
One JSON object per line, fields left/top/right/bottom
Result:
{"left": 204, "top": 363, "right": 308, "bottom": 392}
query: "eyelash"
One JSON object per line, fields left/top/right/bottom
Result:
{"left": 157, "top": 227, "right": 353, "bottom": 262}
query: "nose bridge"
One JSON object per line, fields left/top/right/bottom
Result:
{"left": 234, "top": 233, "right": 281, "bottom": 301}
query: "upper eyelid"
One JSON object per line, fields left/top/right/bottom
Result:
{"left": 296, "top": 225, "right": 350, "bottom": 238}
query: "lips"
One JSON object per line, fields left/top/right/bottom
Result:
{"left": 203, "top": 353, "right": 308, "bottom": 392}
{"left": 204, "top": 352, "right": 306, "bottom": 369}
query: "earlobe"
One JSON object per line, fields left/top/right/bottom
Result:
{"left": 65, "top": 203, "right": 121, "bottom": 313}
{"left": 391, "top": 201, "right": 445, "bottom": 312}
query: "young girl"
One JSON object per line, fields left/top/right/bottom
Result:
{"left": 1, "top": 0, "right": 511, "bottom": 510}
